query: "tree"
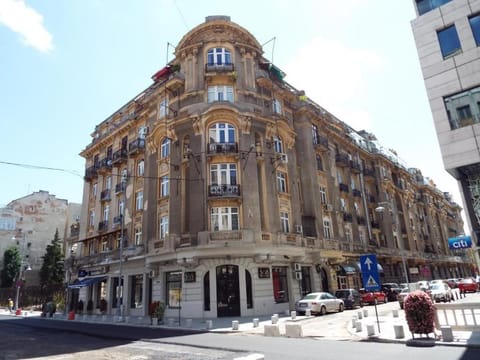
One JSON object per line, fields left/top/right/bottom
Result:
{"left": 39, "top": 229, "right": 64, "bottom": 292}
{"left": 0, "top": 247, "right": 21, "bottom": 288}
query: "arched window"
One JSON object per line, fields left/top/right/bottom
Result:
{"left": 161, "top": 138, "right": 170, "bottom": 158}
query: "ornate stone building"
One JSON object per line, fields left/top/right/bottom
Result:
{"left": 72, "top": 16, "right": 470, "bottom": 319}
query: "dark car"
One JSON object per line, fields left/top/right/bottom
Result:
{"left": 381, "top": 282, "right": 402, "bottom": 301}
{"left": 335, "top": 289, "right": 362, "bottom": 309}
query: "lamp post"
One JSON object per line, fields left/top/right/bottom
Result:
{"left": 375, "top": 204, "right": 409, "bottom": 285}
{"left": 116, "top": 170, "right": 127, "bottom": 321}
{"left": 13, "top": 230, "right": 31, "bottom": 311}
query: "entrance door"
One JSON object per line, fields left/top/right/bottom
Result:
{"left": 216, "top": 265, "right": 240, "bottom": 317}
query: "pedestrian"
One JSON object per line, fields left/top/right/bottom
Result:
{"left": 7, "top": 298, "right": 13, "bottom": 313}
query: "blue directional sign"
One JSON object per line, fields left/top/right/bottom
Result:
{"left": 360, "top": 254, "right": 381, "bottom": 291}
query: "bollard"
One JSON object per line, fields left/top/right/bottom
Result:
{"left": 305, "top": 309, "right": 311, "bottom": 317}
{"left": 366, "top": 323, "right": 375, "bottom": 336}
{"left": 363, "top": 309, "right": 368, "bottom": 317}
{"left": 352, "top": 316, "right": 358, "bottom": 328}
{"left": 271, "top": 315, "right": 278, "bottom": 324}
{"left": 392, "top": 309, "right": 399, "bottom": 318}
{"left": 232, "top": 320, "right": 239, "bottom": 330}
{"left": 355, "top": 321, "right": 362, "bottom": 332}
{"left": 394, "top": 324, "right": 405, "bottom": 339}
{"left": 206, "top": 320, "right": 213, "bottom": 329}
{"left": 291, "top": 311, "right": 296, "bottom": 320}
{"left": 441, "top": 326, "right": 454, "bottom": 342}
{"left": 285, "top": 309, "right": 290, "bottom": 316}
{"left": 253, "top": 318, "right": 259, "bottom": 327}
{"left": 357, "top": 310, "right": 363, "bottom": 320}
{"left": 186, "top": 318, "right": 192, "bottom": 328}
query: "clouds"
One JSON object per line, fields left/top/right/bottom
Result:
{"left": 0, "top": 0, "right": 53, "bottom": 52}
{"left": 284, "top": 36, "right": 383, "bottom": 132}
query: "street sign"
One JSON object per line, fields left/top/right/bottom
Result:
{"left": 360, "top": 254, "right": 381, "bottom": 291}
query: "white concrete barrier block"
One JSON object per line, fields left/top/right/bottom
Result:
{"left": 355, "top": 321, "right": 362, "bottom": 332}
{"left": 232, "top": 320, "right": 239, "bottom": 330}
{"left": 394, "top": 324, "right": 405, "bottom": 339}
{"left": 290, "top": 311, "right": 296, "bottom": 320}
{"left": 392, "top": 309, "right": 399, "bottom": 318}
{"left": 285, "top": 323, "right": 303, "bottom": 338}
{"left": 366, "top": 323, "right": 375, "bottom": 336}
{"left": 253, "top": 318, "right": 259, "bottom": 327}
{"left": 441, "top": 326, "right": 454, "bottom": 342}
{"left": 206, "top": 320, "right": 213, "bottom": 329}
{"left": 264, "top": 324, "right": 280, "bottom": 337}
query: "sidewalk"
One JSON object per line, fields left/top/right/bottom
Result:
{"left": 2, "top": 307, "right": 480, "bottom": 348}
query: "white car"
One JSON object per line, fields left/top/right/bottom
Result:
{"left": 430, "top": 283, "right": 453, "bottom": 303}
{"left": 295, "top": 292, "right": 344, "bottom": 315}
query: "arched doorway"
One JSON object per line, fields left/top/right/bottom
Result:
{"left": 216, "top": 265, "right": 240, "bottom": 317}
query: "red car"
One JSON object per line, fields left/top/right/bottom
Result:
{"left": 359, "top": 289, "right": 387, "bottom": 305}
{"left": 458, "top": 278, "right": 479, "bottom": 293}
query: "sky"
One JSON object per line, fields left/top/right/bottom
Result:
{"left": 0, "top": 1, "right": 466, "bottom": 227}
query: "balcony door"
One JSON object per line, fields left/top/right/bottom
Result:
{"left": 216, "top": 265, "right": 240, "bottom": 317}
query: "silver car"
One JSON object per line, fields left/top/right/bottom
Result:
{"left": 295, "top": 292, "right": 344, "bottom": 315}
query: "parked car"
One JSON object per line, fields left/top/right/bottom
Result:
{"left": 335, "top": 289, "right": 362, "bottom": 309}
{"left": 381, "top": 283, "right": 402, "bottom": 301}
{"left": 417, "top": 280, "right": 430, "bottom": 290}
{"left": 446, "top": 278, "right": 461, "bottom": 289}
{"left": 430, "top": 282, "right": 453, "bottom": 303}
{"left": 458, "top": 278, "right": 479, "bottom": 293}
{"left": 359, "top": 288, "right": 387, "bottom": 305}
{"left": 295, "top": 292, "right": 344, "bottom": 315}
{"left": 397, "top": 287, "right": 410, "bottom": 309}
{"left": 429, "top": 279, "right": 447, "bottom": 287}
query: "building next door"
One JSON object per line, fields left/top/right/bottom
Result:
{"left": 216, "top": 265, "right": 240, "bottom": 317}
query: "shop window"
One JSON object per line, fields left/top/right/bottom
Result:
{"left": 272, "top": 266, "right": 289, "bottom": 303}
{"left": 130, "top": 274, "right": 143, "bottom": 309}
{"left": 166, "top": 271, "right": 182, "bottom": 308}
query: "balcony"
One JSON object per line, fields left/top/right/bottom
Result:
{"left": 100, "top": 189, "right": 111, "bottom": 202}
{"left": 112, "top": 148, "right": 128, "bottom": 166}
{"left": 335, "top": 153, "right": 350, "bottom": 167}
{"left": 84, "top": 166, "right": 98, "bottom": 181}
{"left": 352, "top": 189, "right": 362, "bottom": 198}
{"left": 115, "top": 182, "right": 126, "bottom": 194}
{"left": 343, "top": 213, "right": 353, "bottom": 223}
{"left": 205, "top": 63, "right": 234, "bottom": 73}
{"left": 313, "top": 135, "right": 329, "bottom": 151}
{"left": 208, "top": 142, "right": 238, "bottom": 154}
{"left": 339, "top": 183, "right": 349, "bottom": 193}
{"left": 363, "top": 167, "right": 376, "bottom": 181}
{"left": 113, "top": 215, "right": 122, "bottom": 226}
{"left": 350, "top": 161, "right": 361, "bottom": 173}
{"left": 98, "top": 157, "right": 112, "bottom": 173}
{"left": 128, "top": 138, "right": 146, "bottom": 155}
{"left": 98, "top": 220, "right": 109, "bottom": 232}
{"left": 208, "top": 184, "right": 240, "bottom": 197}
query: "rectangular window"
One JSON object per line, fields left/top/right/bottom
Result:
{"left": 277, "top": 172, "right": 287, "bottom": 193}
{"left": 211, "top": 207, "right": 239, "bottom": 231}
{"left": 208, "top": 85, "right": 234, "bottom": 102}
{"left": 160, "top": 176, "right": 169, "bottom": 197}
{"left": 130, "top": 274, "right": 143, "bottom": 309}
{"left": 89, "top": 209, "right": 95, "bottom": 227}
{"left": 457, "top": 105, "right": 473, "bottom": 124}
{"left": 312, "top": 124, "right": 319, "bottom": 144}
{"left": 134, "top": 227, "right": 142, "bottom": 245}
{"left": 160, "top": 216, "right": 169, "bottom": 239}
{"left": 323, "top": 218, "right": 332, "bottom": 239}
{"left": 166, "top": 271, "right": 182, "bottom": 308}
{"left": 92, "top": 183, "right": 97, "bottom": 198}
{"left": 159, "top": 98, "right": 168, "bottom": 118}
{"left": 105, "top": 176, "right": 112, "bottom": 190}
{"left": 345, "top": 227, "right": 351, "bottom": 242}
{"left": 210, "top": 163, "right": 237, "bottom": 185}
{"left": 272, "top": 267, "right": 289, "bottom": 303}
{"left": 136, "top": 191, "right": 143, "bottom": 211}
{"left": 272, "top": 98, "right": 282, "bottom": 114}
{"left": 103, "top": 205, "right": 110, "bottom": 221}
{"left": 470, "top": 14, "right": 480, "bottom": 46}
{"left": 137, "top": 160, "right": 144, "bottom": 177}
{"left": 319, "top": 186, "right": 327, "bottom": 204}
{"left": 416, "top": 0, "right": 452, "bottom": 16}
{"left": 437, "top": 25, "right": 461, "bottom": 58}
{"left": 280, "top": 211, "right": 289, "bottom": 233}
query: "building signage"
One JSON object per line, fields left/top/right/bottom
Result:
{"left": 448, "top": 235, "right": 472, "bottom": 249}
{"left": 258, "top": 267, "right": 270, "bottom": 279}
{"left": 184, "top": 271, "right": 196, "bottom": 283}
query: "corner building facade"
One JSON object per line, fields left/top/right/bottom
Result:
{"left": 75, "top": 16, "right": 470, "bottom": 319}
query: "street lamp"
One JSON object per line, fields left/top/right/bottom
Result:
{"left": 13, "top": 230, "right": 31, "bottom": 311}
{"left": 375, "top": 204, "right": 409, "bottom": 285}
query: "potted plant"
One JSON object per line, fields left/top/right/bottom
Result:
{"left": 404, "top": 290, "right": 436, "bottom": 338}
{"left": 149, "top": 301, "right": 165, "bottom": 325}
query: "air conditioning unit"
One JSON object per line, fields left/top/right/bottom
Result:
{"left": 295, "top": 225, "right": 303, "bottom": 234}
{"left": 279, "top": 153, "right": 288, "bottom": 164}
{"left": 295, "top": 271, "right": 303, "bottom": 280}
{"left": 293, "top": 263, "right": 301, "bottom": 272}
{"left": 323, "top": 203, "right": 333, "bottom": 212}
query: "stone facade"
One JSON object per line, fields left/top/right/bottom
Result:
{"left": 74, "top": 16, "right": 471, "bottom": 319}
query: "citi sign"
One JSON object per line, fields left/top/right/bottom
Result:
{"left": 448, "top": 235, "right": 472, "bottom": 249}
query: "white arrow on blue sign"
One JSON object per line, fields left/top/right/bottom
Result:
{"left": 360, "top": 254, "right": 381, "bottom": 291}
